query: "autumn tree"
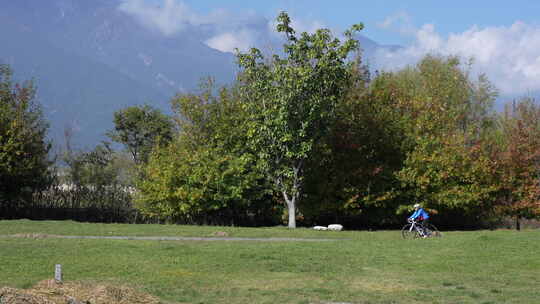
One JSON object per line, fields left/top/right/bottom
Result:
{"left": 493, "top": 99, "right": 540, "bottom": 229}
{"left": 236, "top": 12, "right": 363, "bottom": 228}
{"left": 369, "top": 56, "right": 500, "bottom": 224}
{"left": 0, "top": 64, "right": 52, "bottom": 213}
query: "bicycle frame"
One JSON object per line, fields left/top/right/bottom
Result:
{"left": 402, "top": 219, "right": 440, "bottom": 239}
{"left": 408, "top": 219, "right": 424, "bottom": 236}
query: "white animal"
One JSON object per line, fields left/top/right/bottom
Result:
{"left": 313, "top": 226, "right": 328, "bottom": 231}
{"left": 327, "top": 224, "right": 343, "bottom": 231}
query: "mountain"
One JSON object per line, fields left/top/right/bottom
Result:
{"left": 0, "top": 0, "right": 399, "bottom": 148}
{"left": 0, "top": 0, "right": 236, "bottom": 148}
{"left": 0, "top": 15, "right": 166, "bottom": 147}
{"left": 1, "top": 0, "right": 238, "bottom": 94}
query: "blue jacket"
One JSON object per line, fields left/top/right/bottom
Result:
{"left": 409, "top": 208, "right": 429, "bottom": 221}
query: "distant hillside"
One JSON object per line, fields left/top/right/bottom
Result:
{"left": 0, "top": 17, "right": 168, "bottom": 147}
{"left": 0, "top": 0, "right": 235, "bottom": 148}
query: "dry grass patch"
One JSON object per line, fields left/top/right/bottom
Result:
{"left": 229, "top": 274, "right": 324, "bottom": 291}
{"left": 0, "top": 280, "right": 160, "bottom": 304}
{"left": 348, "top": 277, "right": 414, "bottom": 294}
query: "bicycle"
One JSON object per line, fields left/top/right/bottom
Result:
{"left": 401, "top": 218, "right": 441, "bottom": 239}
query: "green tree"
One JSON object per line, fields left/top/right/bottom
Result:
{"left": 236, "top": 12, "right": 363, "bottom": 228}
{"left": 107, "top": 105, "right": 174, "bottom": 166}
{"left": 300, "top": 65, "right": 407, "bottom": 227}
{"left": 136, "top": 83, "right": 274, "bottom": 224}
{"left": 0, "top": 64, "right": 52, "bottom": 211}
{"left": 396, "top": 132, "right": 500, "bottom": 222}
{"left": 63, "top": 142, "right": 125, "bottom": 188}
{"left": 369, "top": 56, "right": 500, "bottom": 225}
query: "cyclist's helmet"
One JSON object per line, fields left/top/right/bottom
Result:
{"left": 413, "top": 203, "right": 421, "bottom": 208}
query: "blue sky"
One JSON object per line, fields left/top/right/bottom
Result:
{"left": 149, "top": 0, "right": 540, "bottom": 45}
{"left": 127, "top": 0, "right": 540, "bottom": 97}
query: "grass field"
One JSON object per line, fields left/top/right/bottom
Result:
{"left": 1, "top": 220, "right": 539, "bottom": 304}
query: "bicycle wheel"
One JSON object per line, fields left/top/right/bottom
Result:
{"left": 401, "top": 224, "right": 419, "bottom": 239}
{"left": 424, "top": 224, "right": 442, "bottom": 238}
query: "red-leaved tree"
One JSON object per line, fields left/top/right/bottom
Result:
{"left": 494, "top": 99, "right": 540, "bottom": 230}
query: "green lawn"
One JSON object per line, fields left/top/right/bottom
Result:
{"left": 1, "top": 220, "right": 539, "bottom": 304}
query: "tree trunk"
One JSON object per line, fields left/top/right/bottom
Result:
{"left": 287, "top": 202, "right": 296, "bottom": 228}
{"left": 516, "top": 216, "right": 521, "bottom": 231}
{"left": 280, "top": 162, "right": 303, "bottom": 229}
{"left": 283, "top": 191, "right": 297, "bottom": 228}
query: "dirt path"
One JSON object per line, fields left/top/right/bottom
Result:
{"left": 2, "top": 234, "right": 344, "bottom": 242}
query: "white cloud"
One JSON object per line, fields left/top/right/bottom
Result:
{"left": 377, "top": 11, "right": 416, "bottom": 36}
{"left": 205, "top": 30, "right": 259, "bottom": 53}
{"left": 118, "top": 0, "right": 272, "bottom": 52}
{"left": 118, "top": 0, "right": 199, "bottom": 35}
{"left": 375, "top": 21, "right": 540, "bottom": 96}
{"left": 119, "top": 1, "right": 329, "bottom": 55}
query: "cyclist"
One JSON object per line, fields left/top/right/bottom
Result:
{"left": 408, "top": 203, "right": 430, "bottom": 237}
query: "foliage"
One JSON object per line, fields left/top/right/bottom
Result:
{"left": 0, "top": 64, "right": 52, "bottom": 211}
{"left": 236, "top": 12, "right": 364, "bottom": 227}
{"left": 492, "top": 99, "right": 540, "bottom": 226}
{"left": 397, "top": 133, "right": 500, "bottom": 221}
{"left": 136, "top": 83, "right": 276, "bottom": 225}
{"left": 301, "top": 66, "right": 407, "bottom": 227}
{"left": 373, "top": 56, "right": 496, "bottom": 140}
{"left": 107, "top": 105, "right": 174, "bottom": 166}
{"left": 63, "top": 142, "right": 132, "bottom": 188}
{"left": 367, "top": 56, "right": 500, "bottom": 222}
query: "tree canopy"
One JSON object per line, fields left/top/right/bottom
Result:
{"left": 107, "top": 105, "right": 174, "bottom": 166}
{"left": 136, "top": 82, "right": 276, "bottom": 225}
{"left": 0, "top": 64, "right": 52, "bottom": 210}
{"left": 236, "top": 12, "right": 364, "bottom": 228}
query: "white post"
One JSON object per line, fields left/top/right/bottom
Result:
{"left": 54, "top": 264, "right": 62, "bottom": 283}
